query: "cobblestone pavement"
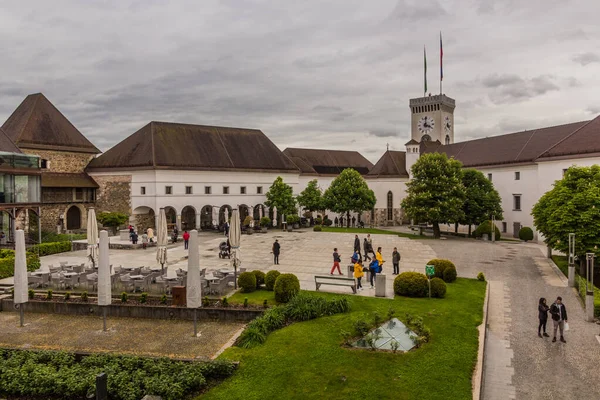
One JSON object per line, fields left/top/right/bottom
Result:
{"left": 424, "top": 237, "right": 600, "bottom": 400}
{"left": 0, "top": 312, "right": 244, "bottom": 359}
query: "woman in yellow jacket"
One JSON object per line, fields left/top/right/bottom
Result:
{"left": 376, "top": 247, "right": 385, "bottom": 271}
{"left": 353, "top": 260, "right": 364, "bottom": 291}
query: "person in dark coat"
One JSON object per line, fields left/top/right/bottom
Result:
{"left": 353, "top": 235, "right": 361, "bottom": 260}
{"left": 131, "top": 231, "right": 138, "bottom": 245}
{"left": 550, "top": 296, "right": 568, "bottom": 343}
{"left": 392, "top": 247, "right": 401, "bottom": 275}
{"left": 363, "top": 238, "right": 371, "bottom": 261}
{"left": 538, "top": 297, "right": 550, "bottom": 338}
{"left": 272, "top": 239, "right": 280, "bottom": 265}
{"left": 334, "top": 217, "right": 339, "bottom": 227}
{"left": 352, "top": 216, "right": 356, "bottom": 227}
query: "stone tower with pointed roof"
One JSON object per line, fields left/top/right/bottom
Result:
{"left": 2, "top": 93, "right": 100, "bottom": 232}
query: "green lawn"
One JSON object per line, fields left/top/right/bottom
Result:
{"left": 201, "top": 278, "right": 485, "bottom": 400}
{"left": 320, "top": 226, "right": 433, "bottom": 239}
{"left": 552, "top": 255, "right": 600, "bottom": 316}
{"left": 228, "top": 289, "right": 278, "bottom": 306}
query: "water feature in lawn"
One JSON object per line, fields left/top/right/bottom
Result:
{"left": 353, "top": 318, "right": 416, "bottom": 352}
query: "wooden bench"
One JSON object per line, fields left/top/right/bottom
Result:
{"left": 314, "top": 275, "right": 357, "bottom": 294}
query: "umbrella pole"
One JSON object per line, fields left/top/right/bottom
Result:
{"left": 103, "top": 306, "right": 107, "bottom": 332}
{"left": 19, "top": 304, "right": 24, "bottom": 327}
{"left": 193, "top": 309, "right": 197, "bottom": 337}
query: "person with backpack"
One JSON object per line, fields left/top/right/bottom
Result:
{"left": 353, "top": 259, "right": 364, "bottom": 291}
{"left": 330, "top": 248, "right": 342, "bottom": 275}
{"left": 369, "top": 258, "right": 379, "bottom": 289}
{"left": 353, "top": 235, "right": 361, "bottom": 260}
{"left": 392, "top": 247, "right": 401, "bottom": 275}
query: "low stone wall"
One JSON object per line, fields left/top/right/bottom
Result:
{"left": 1, "top": 299, "right": 262, "bottom": 322}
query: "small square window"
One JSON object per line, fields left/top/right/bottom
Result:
{"left": 240, "top": 186, "right": 246, "bottom": 194}
{"left": 257, "top": 186, "right": 263, "bottom": 194}
{"left": 513, "top": 195, "right": 521, "bottom": 211}
{"left": 502, "top": 222, "right": 507, "bottom": 233}
{"left": 515, "top": 171, "right": 520, "bottom": 180}
{"left": 40, "top": 159, "right": 49, "bottom": 169}
{"left": 205, "top": 186, "right": 211, "bottom": 195}
{"left": 141, "top": 186, "right": 146, "bottom": 195}
{"left": 74, "top": 188, "right": 83, "bottom": 201}
{"left": 562, "top": 168, "right": 568, "bottom": 176}
{"left": 185, "top": 186, "right": 193, "bottom": 195}
{"left": 165, "top": 186, "right": 173, "bottom": 195}
{"left": 223, "top": 186, "right": 229, "bottom": 194}
{"left": 488, "top": 173, "right": 492, "bottom": 181}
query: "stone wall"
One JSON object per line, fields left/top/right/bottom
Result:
{"left": 93, "top": 175, "right": 132, "bottom": 214}
{"left": 135, "top": 212, "right": 156, "bottom": 232}
{"left": 39, "top": 203, "right": 90, "bottom": 233}
{"left": 369, "top": 208, "right": 404, "bottom": 227}
{"left": 19, "top": 148, "right": 94, "bottom": 173}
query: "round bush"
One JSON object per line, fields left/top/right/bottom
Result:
{"left": 443, "top": 265, "right": 457, "bottom": 283}
{"left": 394, "top": 272, "right": 429, "bottom": 297}
{"left": 273, "top": 273, "right": 300, "bottom": 303}
{"left": 252, "top": 270, "right": 266, "bottom": 288}
{"left": 426, "top": 259, "right": 456, "bottom": 279}
{"left": 477, "top": 272, "right": 486, "bottom": 282}
{"left": 519, "top": 226, "right": 534, "bottom": 242}
{"left": 472, "top": 221, "right": 501, "bottom": 240}
{"left": 430, "top": 277, "right": 447, "bottom": 298}
{"left": 265, "top": 270, "right": 281, "bottom": 291}
{"left": 313, "top": 225, "right": 322, "bottom": 232}
{"left": 238, "top": 272, "right": 257, "bottom": 293}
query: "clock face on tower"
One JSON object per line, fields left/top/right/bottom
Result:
{"left": 444, "top": 116, "right": 452, "bottom": 133}
{"left": 417, "top": 116, "right": 435, "bottom": 134}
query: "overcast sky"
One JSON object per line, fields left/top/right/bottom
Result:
{"left": 0, "top": 0, "right": 598, "bottom": 162}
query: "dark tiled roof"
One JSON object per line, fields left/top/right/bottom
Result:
{"left": 405, "top": 139, "right": 419, "bottom": 146}
{"left": 539, "top": 117, "right": 600, "bottom": 159}
{"left": 282, "top": 148, "right": 373, "bottom": 175}
{"left": 87, "top": 121, "right": 300, "bottom": 172}
{"left": 367, "top": 151, "right": 409, "bottom": 178}
{"left": 0, "top": 127, "right": 21, "bottom": 153}
{"left": 2, "top": 93, "right": 100, "bottom": 154}
{"left": 421, "top": 119, "right": 594, "bottom": 167}
{"left": 41, "top": 173, "right": 99, "bottom": 188}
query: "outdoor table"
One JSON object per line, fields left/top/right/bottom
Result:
{"left": 218, "top": 268, "right": 235, "bottom": 275}
{"left": 163, "top": 276, "right": 180, "bottom": 281}
{"left": 130, "top": 275, "right": 144, "bottom": 280}
{"left": 122, "top": 266, "right": 142, "bottom": 271}
{"left": 31, "top": 271, "right": 46, "bottom": 276}
{"left": 62, "top": 272, "right": 79, "bottom": 277}
{"left": 204, "top": 273, "right": 220, "bottom": 282}
{"left": 149, "top": 266, "right": 162, "bottom": 271}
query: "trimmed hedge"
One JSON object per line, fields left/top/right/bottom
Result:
{"left": 265, "top": 270, "right": 281, "bottom": 291}
{"left": 29, "top": 241, "right": 72, "bottom": 256}
{"left": 443, "top": 265, "right": 457, "bottom": 283}
{"left": 313, "top": 225, "right": 322, "bottom": 232}
{"left": 519, "top": 226, "right": 534, "bottom": 242}
{"left": 427, "top": 259, "right": 456, "bottom": 280}
{"left": 273, "top": 273, "right": 300, "bottom": 303}
{"left": 430, "top": 277, "right": 447, "bottom": 298}
{"left": 472, "top": 220, "right": 501, "bottom": 239}
{"left": 237, "top": 272, "right": 257, "bottom": 293}
{"left": 252, "top": 270, "right": 266, "bottom": 288}
{"left": 394, "top": 272, "right": 429, "bottom": 297}
{"left": 0, "top": 252, "right": 40, "bottom": 280}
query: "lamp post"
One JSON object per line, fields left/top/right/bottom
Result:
{"left": 568, "top": 233, "right": 576, "bottom": 288}
{"left": 491, "top": 214, "right": 495, "bottom": 243}
{"left": 585, "top": 252, "right": 595, "bottom": 322}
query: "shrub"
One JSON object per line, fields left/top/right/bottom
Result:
{"left": 81, "top": 291, "right": 88, "bottom": 302}
{"left": 323, "top": 218, "right": 333, "bottom": 226}
{"left": 252, "top": 270, "right": 266, "bottom": 288}
{"left": 28, "top": 241, "right": 71, "bottom": 256}
{"left": 243, "top": 215, "right": 253, "bottom": 227}
{"left": 443, "top": 265, "right": 457, "bottom": 283}
{"left": 427, "top": 258, "right": 456, "bottom": 279}
{"left": 313, "top": 225, "right": 322, "bottom": 232}
{"left": 64, "top": 292, "right": 71, "bottom": 301}
{"left": 0, "top": 252, "right": 40, "bottom": 280}
{"left": 429, "top": 277, "right": 447, "bottom": 298}
{"left": 236, "top": 327, "right": 267, "bottom": 348}
{"left": 238, "top": 272, "right": 257, "bottom": 293}
{"left": 28, "top": 289, "right": 34, "bottom": 300}
{"left": 46, "top": 289, "right": 53, "bottom": 300}
{"left": 222, "top": 297, "right": 229, "bottom": 307}
{"left": 519, "top": 226, "right": 534, "bottom": 242}
{"left": 394, "top": 272, "right": 428, "bottom": 297}
{"left": 160, "top": 294, "right": 168, "bottom": 305}
{"left": 121, "top": 292, "right": 128, "bottom": 303}
{"left": 263, "top": 299, "right": 268, "bottom": 308}
{"left": 353, "top": 319, "right": 370, "bottom": 337}
{"left": 477, "top": 272, "right": 486, "bottom": 282}
{"left": 202, "top": 296, "right": 210, "bottom": 307}
{"left": 140, "top": 292, "right": 148, "bottom": 304}
{"left": 273, "top": 273, "right": 300, "bottom": 303}
{"left": 243, "top": 298, "right": 248, "bottom": 308}
{"left": 472, "top": 220, "right": 501, "bottom": 240}
{"left": 315, "top": 217, "right": 323, "bottom": 225}
{"left": 286, "top": 215, "right": 296, "bottom": 225}
{"left": 265, "top": 270, "right": 281, "bottom": 291}
{"left": 259, "top": 217, "right": 271, "bottom": 227}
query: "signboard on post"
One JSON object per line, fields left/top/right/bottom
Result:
{"left": 425, "top": 265, "right": 435, "bottom": 277}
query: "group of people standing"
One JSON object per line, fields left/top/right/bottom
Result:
{"left": 538, "top": 296, "right": 568, "bottom": 343}
{"left": 334, "top": 215, "right": 360, "bottom": 228}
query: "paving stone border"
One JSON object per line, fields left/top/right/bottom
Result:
{"left": 472, "top": 281, "right": 490, "bottom": 400}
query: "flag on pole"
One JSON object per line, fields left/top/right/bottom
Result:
{"left": 440, "top": 32, "right": 444, "bottom": 82}
{"left": 424, "top": 46, "right": 428, "bottom": 95}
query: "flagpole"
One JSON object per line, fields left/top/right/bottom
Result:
{"left": 440, "top": 31, "right": 443, "bottom": 95}
{"left": 424, "top": 46, "right": 427, "bottom": 96}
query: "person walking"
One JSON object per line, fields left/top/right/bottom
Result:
{"left": 183, "top": 230, "right": 190, "bottom": 250}
{"left": 363, "top": 238, "right": 371, "bottom": 261}
{"left": 334, "top": 216, "right": 339, "bottom": 227}
{"left": 147, "top": 227, "right": 154, "bottom": 243}
{"left": 131, "top": 231, "right": 138, "bottom": 245}
{"left": 550, "top": 296, "right": 568, "bottom": 343}
{"left": 538, "top": 298, "right": 550, "bottom": 338}
{"left": 353, "top": 235, "right": 361, "bottom": 260}
{"left": 272, "top": 239, "right": 280, "bottom": 265}
{"left": 141, "top": 233, "right": 148, "bottom": 250}
{"left": 392, "top": 247, "right": 401, "bottom": 275}
{"left": 375, "top": 247, "right": 385, "bottom": 273}
{"left": 369, "top": 258, "right": 379, "bottom": 289}
{"left": 352, "top": 216, "right": 356, "bottom": 227}
{"left": 366, "top": 234, "right": 376, "bottom": 259}
{"left": 353, "top": 259, "right": 364, "bottom": 291}
{"left": 330, "top": 248, "right": 342, "bottom": 275}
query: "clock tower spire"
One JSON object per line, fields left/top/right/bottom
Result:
{"left": 409, "top": 94, "right": 455, "bottom": 145}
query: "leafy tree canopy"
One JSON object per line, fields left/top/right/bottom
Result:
{"left": 401, "top": 153, "right": 466, "bottom": 238}
{"left": 322, "top": 168, "right": 376, "bottom": 215}
{"left": 532, "top": 165, "right": 600, "bottom": 259}
{"left": 459, "top": 169, "right": 503, "bottom": 228}
{"left": 264, "top": 176, "right": 296, "bottom": 216}
{"left": 97, "top": 212, "right": 128, "bottom": 228}
{"left": 296, "top": 179, "right": 323, "bottom": 212}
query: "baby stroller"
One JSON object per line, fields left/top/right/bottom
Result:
{"left": 218, "top": 241, "right": 231, "bottom": 259}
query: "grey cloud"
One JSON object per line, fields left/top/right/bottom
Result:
{"left": 369, "top": 130, "right": 398, "bottom": 138}
{"left": 587, "top": 106, "right": 600, "bottom": 115}
{"left": 387, "top": 0, "right": 447, "bottom": 21}
{"left": 481, "top": 74, "right": 559, "bottom": 104}
{"left": 572, "top": 53, "right": 600, "bottom": 66}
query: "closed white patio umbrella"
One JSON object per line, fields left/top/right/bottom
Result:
{"left": 272, "top": 206, "right": 277, "bottom": 227}
{"left": 212, "top": 206, "right": 218, "bottom": 229}
{"left": 13, "top": 229, "right": 28, "bottom": 327}
{"left": 87, "top": 208, "right": 98, "bottom": 269}
{"left": 98, "top": 230, "right": 111, "bottom": 331}
{"left": 187, "top": 229, "right": 201, "bottom": 336}
{"left": 229, "top": 208, "right": 241, "bottom": 289}
{"left": 156, "top": 208, "right": 168, "bottom": 274}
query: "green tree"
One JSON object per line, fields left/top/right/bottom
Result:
{"left": 532, "top": 166, "right": 600, "bottom": 274}
{"left": 296, "top": 179, "right": 323, "bottom": 215}
{"left": 97, "top": 212, "right": 129, "bottom": 235}
{"left": 264, "top": 177, "right": 296, "bottom": 225}
{"left": 401, "top": 153, "right": 466, "bottom": 239}
{"left": 459, "top": 169, "right": 503, "bottom": 236}
{"left": 322, "top": 168, "right": 376, "bottom": 226}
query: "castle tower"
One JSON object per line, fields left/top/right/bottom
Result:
{"left": 409, "top": 94, "right": 456, "bottom": 144}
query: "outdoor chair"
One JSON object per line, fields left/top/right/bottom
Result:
{"left": 85, "top": 273, "right": 98, "bottom": 291}
{"left": 239, "top": 268, "right": 247, "bottom": 274}
{"left": 209, "top": 278, "right": 227, "bottom": 296}
{"left": 134, "top": 275, "right": 152, "bottom": 292}
{"left": 119, "top": 274, "right": 134, "bottom": 292}
{"left": 200, "top": 268, "right": 206, "bottom": 277}
{"left": 28, "top": 273, "right": 43, "bottom": 288}
{"left": 49, "top": 265, "right": 61, "bottom": 273}
{"left": 59, "top": 261, "right": 68, "bottom": 267}
{"left": 65, "top": 274, "right": 79, "bottom": 289}
{"left": 50, "top": 273, "right": 65, "bottom": 290}
{"left": 73, "top": 264, "right": 85, "bottom": 273}
{"left": 40, "top": 272, "right": 50, "bottom": 287}
{"left": 110, "top": 274, "right": 120, "bottom": 288}
{"left": 154, "top": 277, "right": 169, "bottom": 294}
{"left": 113, "top": 265, "right": 122, "bottom": 274}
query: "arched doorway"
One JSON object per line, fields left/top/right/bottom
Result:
{"left": 219, "top": 205, "right": 232, "bottom": 225}
{"left": 387, "top": 191, "right": 393, "bottom": 221}
{"left": 200, "top": 205, "right": 213, "bottom": 230}
{"left": 253, "top": 204, "right": 265, "bottom": 220}
{"left": 133, "top": 206, "right": 155, "bottom": 231}
{"left": 181, "top": 206, "right": 196, "bottom": 231}
{"left": 164, "top": 207, "right": 177, "bottom": 230}
{"left": 66, "top": 206, "right": 81, "bottom": 230}
{"left": 239, "top": 204, "right": 249, "bottom": 223}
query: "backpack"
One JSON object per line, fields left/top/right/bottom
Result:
{"left": 369, "top": 259, "right": 379, "bottom": 273}
{"left": 351, "top": 252, "right": 359, "bottom": 263}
